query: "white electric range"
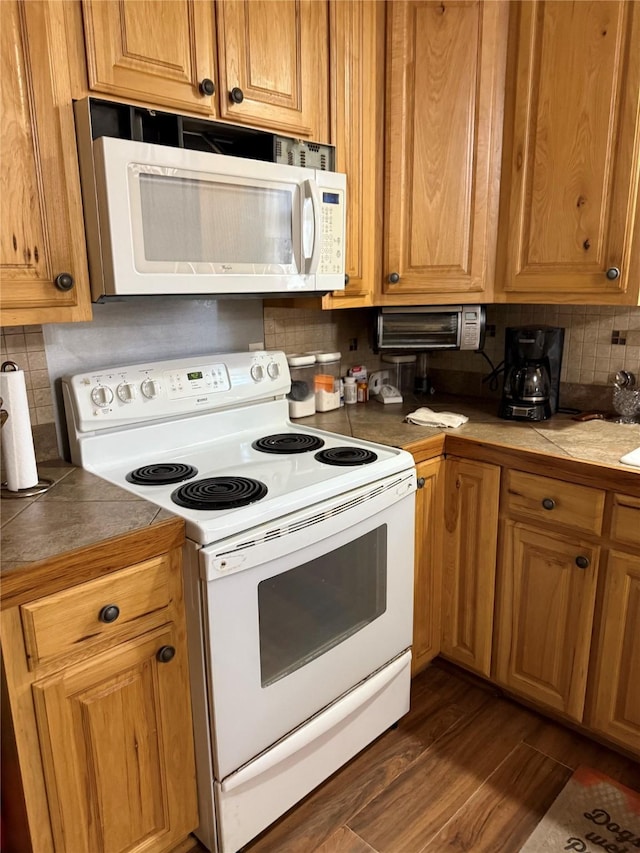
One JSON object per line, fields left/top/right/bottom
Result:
{"left": 63, "top": 350, "right": 416, "bottom": 853}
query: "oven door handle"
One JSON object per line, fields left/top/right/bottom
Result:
{"left": 220, "top": 650, "right": 410, "bottom": 794}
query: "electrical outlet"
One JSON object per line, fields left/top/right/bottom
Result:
{"left": 349, "top": 337, "right": 358, "bottom": 351}
{"left": 248, "top": 342, "right": 265, "bottom": 351}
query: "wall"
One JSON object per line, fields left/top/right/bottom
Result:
{"left": 1, "top": 298, "right": 264, "bottom": 458}
{"left": 3, "top": 301, "right": 640, "bottom": 436}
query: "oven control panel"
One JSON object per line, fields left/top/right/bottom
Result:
{"left": 63, "top": 351, "right": 290, "bottom": 432}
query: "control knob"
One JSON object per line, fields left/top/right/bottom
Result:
{"left": 141, "top": 378, "right": 160, "bottom": 399}
{"left": 116, "top": 382, "right": 137, "bottom": 403}
{"left": 90, "top": 385, "right": 114, "bottom": 407}
{"left": 250, "top": 364, "right": 264, "bottom": 382}
{"left": 267, "top": 362, "right": 280, "bottom": 379}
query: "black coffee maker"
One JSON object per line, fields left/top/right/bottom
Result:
{"left": 499, "top": 326, "right": 564, "bottom": 421}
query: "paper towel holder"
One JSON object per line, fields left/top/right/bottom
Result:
{"left": 1, "top": 361, "right": 54, "bottom": 499}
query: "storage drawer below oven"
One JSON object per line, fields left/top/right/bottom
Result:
{"left": 212, "top": 650, "right": 411, "bottom": 853}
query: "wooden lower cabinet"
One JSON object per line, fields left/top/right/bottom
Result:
{"left": 494, "top": 522, "right": 600, "bottom": 722}
{"left": 33, "top": 624, "right": 195, "bottom": 853}
{"left": 440, "top": 457, "right": 500, "bottom": 677}
{"left": 412, "top": 458, "right": 443, "bottom": 675}
{"left": 1, "top": 535, "right": 198, "bottom": 853}
{"left": 587, "top": 550, "right": 640, "bottom": 754}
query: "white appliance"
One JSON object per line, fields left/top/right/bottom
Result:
{"left": 74, "top": 100, "right": 346, "bottom": 301}
{"left": 62, "top": 351, "right": 416, "bottom": 853}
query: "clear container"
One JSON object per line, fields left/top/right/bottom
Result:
{"left": 381, "top": 354, "right": 417, "bottom": 396}
{"left": 308, "top": 351, "right": 341, "bottom": 412}
{"left": 286, "top": 354, "right": 316, "bottom": 418}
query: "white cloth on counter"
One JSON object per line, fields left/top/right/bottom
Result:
{"left": 404, "top": 407, "right": 469, "bottom": 429}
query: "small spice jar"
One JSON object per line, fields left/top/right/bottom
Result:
{"left": 357, "top": 380, "right": 369, "bottom": 403}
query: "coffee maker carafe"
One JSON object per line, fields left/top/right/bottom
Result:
{"left": 499, "top": 326, "right": 564, "bottom": 421}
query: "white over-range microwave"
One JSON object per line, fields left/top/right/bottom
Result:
{"left": 74, "top": 98, "right": 346, "bottom": 300}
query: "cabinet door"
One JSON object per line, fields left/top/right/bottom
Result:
{"left": 32, "top": 625, "right": 197, "bottom": 853}
{"left": 495, "top": 522, "right": 599, "bottom": 721}
{"left": 0, "top": 0, "right": 92, "bottom": 325}
{"left": 321, "top": 0, "right": 384, "bottom": 309}
{"left": 216, "top": 0, "right": 329, "bottom": 141}
{"left": 81, "top": 0, "right": 216, "bottom": 115}
{"left": 413, "top": 458, "right": 443, "bottom": 675}
{"left": 497, "top": 0, "right": 640, "bottom": 304}
{"left": 441, "top": 457, "right": 500, "bottom": 676}
{"left": 382, "top": 0, "right": 508, "bottom": 301}
{"left": 588, "top": 550, "right": 640, "bottom": 755}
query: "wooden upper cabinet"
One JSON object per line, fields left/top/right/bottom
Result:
{"left": 0, "top": 0, "right": 91, "bottom": 326}
{"left": 318, "top": 0, "right": 384, "bottom": 308}
{"left": 381, "top": 0, "right": 508, "bottom": 303}
{"left": 216, "top": 0, "right": 329, "bottom": 141}
{"left": 79, "top": 1, "right": 329, "bottom": 141}
{"left": 496, "top": 0, "right": 640, "bottom": 305}
{"left": 81, "top": 0, "right": 216, "bottom": 115}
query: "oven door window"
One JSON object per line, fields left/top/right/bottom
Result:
{"left": 257, "top": 526, "right": 387, "bottom": 687}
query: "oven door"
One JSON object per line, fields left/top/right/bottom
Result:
{"left": 200, "top": 471, "right": 415, "bottom": 781}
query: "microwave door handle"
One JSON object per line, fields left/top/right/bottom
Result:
{"left": 302, "top": 179, "right": 322, "bottom": 274}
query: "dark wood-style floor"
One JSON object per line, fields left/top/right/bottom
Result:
{"left": 186, "top": 662, "right": 640, "bottom": 853}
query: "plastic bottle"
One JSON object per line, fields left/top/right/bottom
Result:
{"left": 344, "top": 376, "right": 357, "bottom": 404}
{"left": 357, "top": 380, "right": 369, "bottom": 403}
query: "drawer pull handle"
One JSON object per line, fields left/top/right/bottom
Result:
{"left": 542, "top": 498, "right": 555, "bottom": 510}
{"left": 575, "top": 555, "right": 590, "bottom": 570}
{"left": 99, "top": 604, "right": 120, "bottom": 623}
{"left": 157, "top": 645, "right": 176, "bottom": 663}
{"left": 230, "top": 87, "right": 244, "bottom": 104}
{"left": 416, "top": 477, "right": 425, "bottom": 489}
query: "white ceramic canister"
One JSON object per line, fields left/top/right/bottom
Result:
{"left": 286, "top": 353, "right": 316, "bottom": 418}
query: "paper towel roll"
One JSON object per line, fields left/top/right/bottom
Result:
{"left": 0, "top": 368, "right": 39, "bottom": 491}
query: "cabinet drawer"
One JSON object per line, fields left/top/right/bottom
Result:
{"left": 610, "top": 494, "right": 640, "bottom": 548}
{"left": 504, "top": 471, "right": 605, "bottom": 536}
{"left": 20, "top": 555, "right": 173, "bottom": 668}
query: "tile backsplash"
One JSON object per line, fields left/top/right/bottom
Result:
{"left": 3, "top": 303, "right": 640, "bottom": 428}
{"left": 429, "top": 304, "right": 640, "bottom": 386}
{"left": 0, "top": 326, "right": 54, "bottom": 425}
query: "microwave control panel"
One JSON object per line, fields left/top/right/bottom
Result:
{"left": 318, "top": 188, "right": 345, "bottom": 277}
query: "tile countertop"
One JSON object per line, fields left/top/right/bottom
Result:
{"left": 1, "top": 396, "right": 639, "bottom": 577}
{"left": 303, "top": 394, "right": 640, "bottom": 471}
{"left": 0, "top": 460, "right": 177, "bottom": 576}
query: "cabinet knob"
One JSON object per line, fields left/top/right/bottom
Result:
{"left": 541, "top": 498, "right": 555, "bottom": 510}
{"left": 388, "top": 272, "right": 400, "bottom": 284}
{"left": 99, "top": 604, "right": 120, "bottom": 623}
{"left": 199, "top": 78, "right": 216, "bottom": 97}
{"left": 606, "top": 267, "right": 620, "bottom": 280}
{"left": 230, "top": 87, "right": 244, "bottom": 104}
{"left": 416, "top": 477, "right": 425, "bottom": 488}
{"left": 156, "top": 645, "right": 176, "bottom": 663}
{"left": 575, "top": 555, "right": 590, "bottom": 570}
{"left": 344, "top": 274, "right": 350, "bottom": 285}
{"left": 54, "top": 272, "right": 74, "bottom": 291}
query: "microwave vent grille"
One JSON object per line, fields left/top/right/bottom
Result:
{"left": 274, "top": 137, "right": 334, "bottom": 171}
